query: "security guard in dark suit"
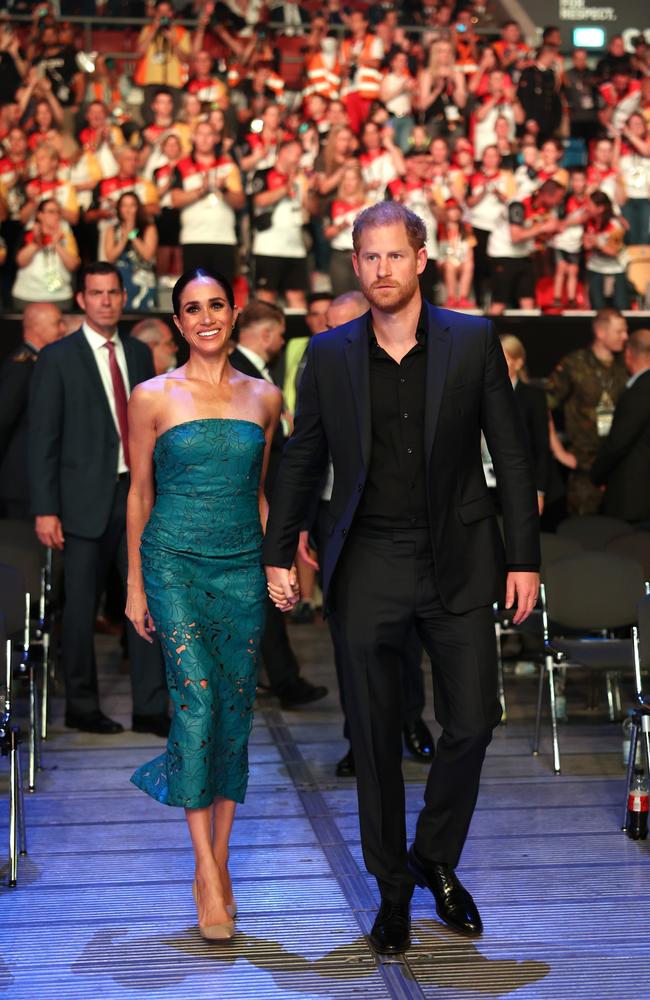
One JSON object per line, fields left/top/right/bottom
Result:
{"left": 0, "top": 303, "right": 66, "bottom": 518}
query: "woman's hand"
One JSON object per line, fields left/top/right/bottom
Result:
{"left": 126, "top": 587, "right": 156, "bottom": 643}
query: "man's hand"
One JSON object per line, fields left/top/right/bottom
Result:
{"left": 297, "top": 530, "right": 319, "bottom": 571}
{"left": 35, "top": 515, "right": 64, "bottom": 550}
{"left": 505, "top": 571, "right": 539, "bottom": 625}
{"left": 265, "top": 565, "right": 300, "bottom": 612}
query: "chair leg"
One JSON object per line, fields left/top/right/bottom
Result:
{"left": 641, "top": 714, "right": 650, "bottom": 785}
{"left": 494, "top": 619, "right": 507, "bottom": 724}
{"left": 548, "top": 663, "right": 561, "bottom": 774}
{"left": 613, "top": 673, "right": 623, "bottom": 721}
{"left": 533, "top": 658, "right": 546, "bottom": 756}
{"left": 41, "top": 633, "right": 50, "bottom": 741}
{"left": 28, "top": 662, "right": 41, "bottom": 791}
{"left": 622, "top": 719, "right": 639, "bottom": 832}
{"left": 605, "top": 672, "right": 615, "bottom": 722}
{"left": 9, "top": 727, "right": 19, "bottom": 886}
{"left": 16, "top": 736, "right": 27, "bottom": 857}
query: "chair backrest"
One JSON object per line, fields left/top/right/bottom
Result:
{"left": 0, "top": 562, "right": 26, "bottom": 637}
{"left": 545, "top": 551, "right": 644, "bottom": 631}
{"left": 539, "top": 533, "right": 582, "bottom": 576}
{"left": 0, "top": 519, "right": 44, "bottom": 601}
{"left": 606, "top": 532, "right": 650, "bottom": 582}
{"left": 557, "top": 515, "right": 634, "bottom": 551}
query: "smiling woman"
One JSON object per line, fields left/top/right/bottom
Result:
{"left": 124, "top": 268, "right": 282, "bottom": 942}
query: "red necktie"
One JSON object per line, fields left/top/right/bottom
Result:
{"left": 104, "top": 340, "right": 130, "bottom": 468}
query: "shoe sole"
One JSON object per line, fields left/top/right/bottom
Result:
{"left": 368, "top": 935, "right": 411, "bottom": 954}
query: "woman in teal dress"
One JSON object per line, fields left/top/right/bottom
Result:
{"left": 125, "top": 268, "right": 282, "bottom": 941}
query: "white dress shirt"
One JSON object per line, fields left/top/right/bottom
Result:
{"left": 83, "top": 321, "right": 131, "bottom": 474}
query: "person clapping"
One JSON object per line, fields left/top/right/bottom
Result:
{"left": 12, "top": 198, "right": 80, "bottom": 311}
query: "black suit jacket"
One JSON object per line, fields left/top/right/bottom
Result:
{"left": 591, "top": 368, "right": 650, "bottom": 523}
{"left": 28, "top": 328, "right": 155, "bottom": 538}
{"left": 513, "top": 381, "right": 550, "bottom": 496}
{"left": 0, "top": 342, "right": 38, "bottom": 504}
{"left": 263, "top": 302, "right": 540, "bottom": 614}
{"left": 229, "top": 346, "right": 285, "bottom": 500}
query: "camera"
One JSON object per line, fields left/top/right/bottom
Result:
{"left": 160, "top": 15, "right": 171, "bottom": 28}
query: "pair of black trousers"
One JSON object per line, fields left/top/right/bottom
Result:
{"left": 61, "top": 477, "right": 168, "bottom": 718}
{"left": 260, "top": 598, "right": 300, "bottom": 694}
{"left": 331, "top": 525, "right": 501, "bottom": 902}
{"left": 315, "top": 503, "right": 425, "bottom": 739}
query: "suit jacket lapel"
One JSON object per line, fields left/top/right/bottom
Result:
{"left": 73, "top": 328, "right": 116, "bottom": 427}
{"left": 424, "top": 304, "right": 452, "bottom": 473}
{"left": 343, "top": 315, "right": 371, "bottom": 471}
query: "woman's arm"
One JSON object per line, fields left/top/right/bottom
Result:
{"left": 131, "top": 223, "right": 158, "bottom": 263}
{"left": 54, "top": 233, "right": 80, "bottom": 271}
{"left": 258, "top": 384, "right": 283, "bottom": 532}
{"left": 103, "top": 224, "right": 128, "bottom": 263}
{"left": 125, "top": 386, "right": 158, "bottom": 641}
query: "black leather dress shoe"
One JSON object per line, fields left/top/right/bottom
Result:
{"left": 132, "top": 714, "right": 171, "bottom": 738}
{"left": 279, "top": 678, "right": 328, "bottom": 709}
{"left": 403, "top": 718, "right": 435, "bottom": 760}
{"left": 64, "top": 711, "right": 124, "bottom": 735}
{"left": 408, "top": 847, "right": 483, "bottom": 936}
{"left": 369, "top": 899, "right": 411, "bottom": 954}
{"left": 335, "top": 747, "right": 355, "bottom": 777}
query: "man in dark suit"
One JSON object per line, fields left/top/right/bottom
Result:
{"left": 591, "top": 328, "right": 650, "bottom": 524}
{"left": 28, "top": 262, "right": 168, "bottom": 736}
{"left": 264, "top": 202, "right": 540, "bottom": 953}
{"left": 0, "top": 303, "right": 66, "bottom": 519}
{"left": 229, "top": 299, "right": 328, "bottom": 709}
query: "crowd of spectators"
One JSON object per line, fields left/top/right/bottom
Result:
{"left": 0, "top": 1, "right": 649, "bottom": 315}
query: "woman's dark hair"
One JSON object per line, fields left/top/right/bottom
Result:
{"left": 116, "top": 191, "right": 150, "bottom": 232}
{"left": 172, "top": 268, "right": 235, "bottom": 316}
{"left": 591, "top": 190, "right": 614, "bottom": 226}
{"left": 36, "top": 196, "right": 60, "bottom": 214}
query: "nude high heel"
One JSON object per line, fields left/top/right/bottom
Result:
{"left": 192, "top": 880, "right": 235, "bottom": 941}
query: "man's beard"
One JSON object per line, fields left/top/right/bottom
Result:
{"left": 360, "top": 271, "right": 420, "bottom": 314}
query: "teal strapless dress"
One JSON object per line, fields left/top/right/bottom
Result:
{"left": 130, "top": 418, "right": 267, "bottom": 808}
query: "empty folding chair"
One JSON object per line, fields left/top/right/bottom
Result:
{"left": 0, "top": 562, "right": 41, "bottom": 791}
{"left": 0, "top": 519, "right": 53, "bottom": 741}
{"left": 493, "top": 533, "right": 583, "bottom": 722}
{"left": 534, "top": 550, "right": 644, "bottom": 773}
{"left": 0, "top": 613, "right": 27, "bottom": 886}
{"left": 557, "top": 514, "right": 634, "bottom": 551}
{"left": 622, "top": 589, "right": 650, "bottom": 832}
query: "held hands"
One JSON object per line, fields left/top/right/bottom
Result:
{"left": 35, "top": 515, "right": 65, "bottom": 550}
{"left": 125, "top": 587, "right": 156, "bottom": 643}
{"left": 265, "top": 565, "right": 300, "bottom": 613}
{"left": 505, "top": 571, "right": 540, "bottom": 626}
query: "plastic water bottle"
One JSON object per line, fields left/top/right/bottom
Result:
{"left": 626, "top": 771, "right": 649, "bottom": 840}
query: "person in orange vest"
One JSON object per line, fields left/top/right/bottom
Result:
{"left": 134, "top": 1, "right": 192, "bottom": 108}
{"left": 339, "top": 10, "right": 384, "bottom": 134}
{"left": 304, "top": 37, "right": 342, "bottom": 102}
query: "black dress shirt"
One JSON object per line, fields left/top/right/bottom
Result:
{"left": 355, "top": 304, "right": 429, "bottom": 528}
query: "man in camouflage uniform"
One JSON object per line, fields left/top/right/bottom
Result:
{"left": 546, "top": 309, "right": 629, "bottom": 515}
{"left": 0, "top": 303, "right": 66, "bottom": 518}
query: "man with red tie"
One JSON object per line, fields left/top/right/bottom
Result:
{"left": 28, "top": 262, "right": 168, "bottom": 736}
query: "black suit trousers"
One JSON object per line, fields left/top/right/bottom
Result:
{"left": 62, "top": 477, "right": 168, "bottom": 717}
{"left": 314, "top": 502, "right": 425, "bottom": 740}
{"left": 331, "top": 525, "right": 502, "bottom": 902}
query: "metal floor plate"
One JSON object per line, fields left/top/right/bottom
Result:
{"left": 1, "top": 623, "right": 649, "bottom": 999}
